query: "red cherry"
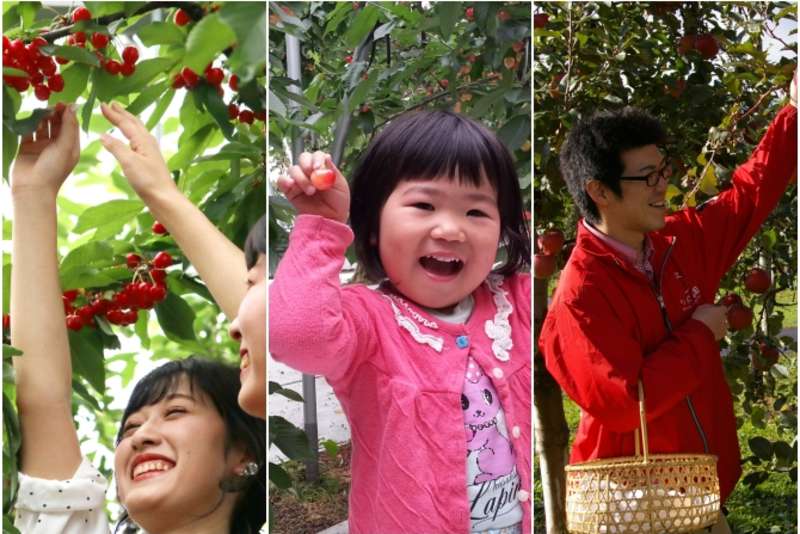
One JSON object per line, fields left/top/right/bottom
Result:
{"left": 255, "top": 110, "right": 266, "bottom": 121}
{"left": 66, "top": 315, "right": 84, "bottom": 331}
{"left": 124, "top": 310, "right": 139, "bottom": 325}
{"left": 73, "top": 31, "right": 87, "bottom": 45}
{"left": 40, "top": 58, "right": 57, "bottom": 76}
{"left": 174, "top": 8, "right": 191, "bottom": 26}
{"left": 91, "top": 299, "right": 112, "bottom": 316}
{"left": 126, "top": 253, "right": 142, "bottom": 268}
{"left": 153, "top": 251, "right": 173, "bottom": 269}
{"left": 227, "top": 103, "right": 239, "bottom": 119}
{"left": 30, "top": 72, "right": 44, "bottom": 85}
{"left": 149, "top": 284, "right": 167, "bottom": 302}
{"left": 152, "top": 221, "right": 168, "bottom": 235}
{"left": 181, "top": 67, "right": 199, "bottom": 88}
{"left": 151, "top": 269, "right": 167, "bottom": 285}
{"left": 122, "top": 46, "right": 139, "bottom": 65}
{"left": 238, "top": 110, "right": 254, "bottom": 124}
{"left": 720, "top": 293, "right": 742, "bottom": 308}
{"left": 8, "top": 77, "right": 29, "bottom": 92}
{"left": 533, "top": 13, "right": 548, "bottom": 28}
{"left": 91, "top": 32, "right": 109, "bottom": 49}
{"left": 229, "top": 74, "right": 239, "bottom": 91}
{"left": 310, "top": 168, "right": 335, "bottom": 191}
{"left": 695, "top": 34, "right": 719, "bottom": 59}
{"left": 171, "top": 74, "right": 185, "bottom": 89}
{"left": 72, "top": 7, "right": 92, "bottom": 23}
{"left": 205, "top": 67, "right": 224, "bottom": 85}
{"left": 678, "top": 34, "right": 695, "bottom": 55}
{"left": 2, "top": 36, "right": 10, "bottom": 53}
{"left": 497, "top": 9, "right": 511, "bottom": 22}
{"left": 33, "top": 84, "right": 50, "bottom": 101}
{"left": 104, "top": 59, "right": 121, "bottom": 75}
{"left": 2, "top": 313, "right": 9, "bottom": 331}
{"left": 47, "top": 74, "right": 65, "bottom": 92}
{"left": 119, "top": 61, "right": 135, "bottom": 76}
{"left": 30, "top": 36, "right": 48, "bottom": 49}
{"left": 106, "top": 309, "right": 124, "bottom": 325}
{"left": 465, "top": 7, "right": 474, "bottom": 20}
{"left": 76, "top": 306, "right": 95, "bottom": 325}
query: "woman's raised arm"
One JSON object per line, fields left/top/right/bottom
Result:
{"left": 99, "top": 102, "right": 247, "bottom": 320}
{"left": 11, "top": 104, "right": 83, "bottom": 479}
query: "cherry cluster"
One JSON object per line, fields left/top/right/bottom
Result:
{"left": 63, "top": 250, "right": 173, "bottom": 331}
{"left": 65, "top": 7, "right": 139, "bottom": 77}
{"left": 172, "top": 66, "right": 265, "bottom": 125}
{"left": 3, "top": 36, "right": 64, "bottom": 100}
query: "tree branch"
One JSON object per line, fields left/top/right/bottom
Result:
{"left": 37, "top": 2, "right": 205, "bottom": 42}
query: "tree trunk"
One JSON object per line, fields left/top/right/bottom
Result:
{"left": 533, "top": 275, "right": 570, "bottom": 533}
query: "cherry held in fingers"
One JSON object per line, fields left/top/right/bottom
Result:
{"left": 310, "top": 168, "right": 335, "bottom": 191}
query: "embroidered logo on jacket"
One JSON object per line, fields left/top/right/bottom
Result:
{"left": 680, "top": 285, "right": 702, "bottom": 311}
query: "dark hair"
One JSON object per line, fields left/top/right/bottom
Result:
{"left": 350, "top": 110, "right": 530, "bottom": 280}
{"left": 114, "top": 357, "right": 266, "bottom": 534}
{"left": 244, "top": 215, "right": 266, "bottom": 270}
{"left": 559, "top": 106, "right": 666, "bottom": 225}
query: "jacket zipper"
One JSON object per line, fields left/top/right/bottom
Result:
{"left": 651, "top": 237, "right": 710, "bottom": 454}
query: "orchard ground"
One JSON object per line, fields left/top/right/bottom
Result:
{"left": 534, "top": 288, "right": 799, "bottom": 534}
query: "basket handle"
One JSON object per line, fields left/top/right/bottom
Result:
{"left": 636, "top": 381, "right": 649, "bottom": 463}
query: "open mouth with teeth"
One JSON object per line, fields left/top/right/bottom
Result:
{"left": 419, "top": 255, "right": 464, "bottom": 277}
{"left": 132, "top": 459, "right": 176, "bottom": 482}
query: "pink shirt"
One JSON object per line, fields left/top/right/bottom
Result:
{"left": 269, "top": 215, "right": 532, "bottom": 534}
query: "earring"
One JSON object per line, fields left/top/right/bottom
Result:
{"left": 238, "top": 461, "right": 259, "bottom": 477}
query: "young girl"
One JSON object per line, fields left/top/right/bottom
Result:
{"left": 10, "top": 104, "right": 265, "bottom": 533}
{"left": 271, "top": 110, "right": 532, "bottom": 534}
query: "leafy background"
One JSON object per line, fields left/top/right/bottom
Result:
{"left": 2, "top": 1, "right": 266, "bottom": 530}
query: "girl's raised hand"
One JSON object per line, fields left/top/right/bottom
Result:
{"left": 11, "top": 103, "right": 80, "bottom": 197}
{"left": 99, "top": 101, "right": 176, "bottom": 200}
{"left": 277, "top": 151, "right": 350, "bottom": 223}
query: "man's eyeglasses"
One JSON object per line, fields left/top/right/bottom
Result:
{"left": 619, "top": 158, "right": 674, "bottom": 187}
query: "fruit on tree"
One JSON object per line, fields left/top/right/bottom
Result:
{"left": 152, "top": 221, "right": 168, "bottom": 235}
{"left": 310, "top": 168, "right": 336, "bottom": 191}
{"left": 120, "top": 61, "right": 135, "bottom": 76}
{"left": 72, "top": 7, "right": 91, "bottom": 23}
{"left": 727, "top": 304, "right": 753, "bottom": 331}
{"left": 181, "top": 67, "right": 199, "bottom": 88}
{"left": 174, "top": 8, "right": 191, "bottom": 26}
{"left": 694, "top": 34, "right": 718, "bottom": 59}
{"left": 153, "top": 251, "right": 173, "bottom": 269}
{"left": 534, "top": 253, "right": 557, "bottom": 279}
{"left": 497, "top": 9, "right": 511, "bottom": 22}
{"left": 205, "top": 67, "right": 224, "bottom": 85}
{"left": 538, "top": 229, "right": 565, "bottom": 256}
{"left": 677, "top": 34, "right": 695, "bottom": 55}
{"left": 33, "top": 84, "right": 50, "bottom": 101}
{"left": 465, "top": 7, "right": 474, "bottom": 20}
{"left": 228, "top": 103, "right": 239, "bottom": 119}
{"left": 229, "top": 74, "right": 239, "bottom": 91}
{"left": 744, "top": 267, "right": 770, "bottom": 294}
{"left": 503, "top": 57, "right": 516, "bottom": 70}
{"left": 720, "top": 293, "right": 742, "bottom": 308}
{"left": 104, "top": 60, "right": 122, "bottom": 75}
{"left": 238, "top": 110, "right": 255, "bottom": 124}
{"left": 344, "top": 55, "right": 353, "bottom": 64}
{"left": 91, "top": 32, "right": 109, "bottom": 49}
{"left": 126, "top": 253, "right": 142, "bottom": 269}
{"left": 533, "top": 14, "right": 549, "bottom": 28}
{"left": 753, "top": 341, "right": 780, "bottom": 370}
{"left": 122, "top": 46, "right": 139, "bottom": 65}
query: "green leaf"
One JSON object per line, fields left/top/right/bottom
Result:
{"left": 82, "top": 82, "right": 97, "bottom": 133}
{"left": 749, "top": 436, "right": 773, "bottom": 461}
{"left": 344, "top": 4, "right": 379, "bottom": 48}
{"left": 154, "top": 292, "right": 197, "bottom": 341}
{"left": 137, "top": 21, "right": 187, "bottom": 47}
{"left": 60, "top": 241, "right": 115, "bottom": 272}
{"left": 126, "top": 82, "right": 167, "bottom": 116}
{"left": 194, "top": 84, "right": 234, "bottom": 140}
{"left": 167, "top": 123, "right": 215, "bottom": 171}
{"left": 73, "top": 199, "right": 144, "bottom": 234}
{"left": 219, "top": 2, "right": 266, "bottom": 75}
{"left": 2, "top": 345, "right": 22, "bottom": 359}
{"left": 40, "top": 45, "right": 101, "bottom": 67}
{"left": 269, "top": 415, "right": 311, "bottom": 459}
{"left": 184, "top": 13, "right": 237, "bottom": 74}
{"left": 101, "top": 57, "right": 177, "bottom": 100}
{"left": 5, "top": 108, "right": 51, "bottom": 136}
{"left": 269, "top": 462, "right": 292, "bottom": 489}
{"left": 268, "top": 381, "right": 303, "bottom": 402}
{"left": 321, "top": 439, "right": 339, "bottom": 458}
{"left": 145, "top": 88, "right": 176, "bottom": 131}
{"left": 67, "top": 329, "right": 106, "bottom": 394}
{"left": 437, "top": 2, "right": 460, "bottom": 39}
{"left": 497, "top": 115, "right": 531, "bottom": 152}
{"left": 2, "top": 122, "right": 18, "bottom": 180}
{"left": 50, "top": 63, "right": 91, "bottom": 105}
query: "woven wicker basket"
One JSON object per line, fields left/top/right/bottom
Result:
{"left": 565, "top": 383, "right": 721, "bottom": 534}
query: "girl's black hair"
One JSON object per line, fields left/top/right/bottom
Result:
{"left": 350, "top": 110, "right": 531, "bottom": 280}
{"left": 244, "top": 215, "right": 266, "bottom": 270}
{"left": 114, "top": 357, "right": 266, "bottom": 534}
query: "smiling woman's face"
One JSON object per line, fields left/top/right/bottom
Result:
{"left": 229, "top": 254, "right": 266, "bottom": 419}
{"left": 114, "top": 377, "right": 245, "bottom": 532}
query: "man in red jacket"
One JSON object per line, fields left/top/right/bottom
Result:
{"left": 539, "top": 76, "right": 797, "bottom": 534}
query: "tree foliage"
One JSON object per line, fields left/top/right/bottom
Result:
{"left": 2, "top": 1, "right": 265, "bottom": 529}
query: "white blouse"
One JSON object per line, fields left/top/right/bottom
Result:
{"left": 14, "top": 457, "right": 110, "bottom": 534}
